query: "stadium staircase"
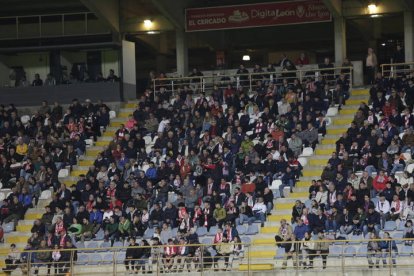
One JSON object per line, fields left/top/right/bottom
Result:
{"left": 242, "top": 88, "right": 370, "bottom": 271}
{"left": 0, "top": 91, "right": 372, "bottom": 273}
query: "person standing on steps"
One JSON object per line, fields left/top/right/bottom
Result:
{"left": 366, "top": 48, "right": 378, "bottom": 85}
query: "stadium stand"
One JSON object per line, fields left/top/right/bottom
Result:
{"left": 1, "top": 60, "right": 414, "bottom": 275}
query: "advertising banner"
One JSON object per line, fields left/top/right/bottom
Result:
{"left": 185, "top": 0, "right": 331, "bottom": 32}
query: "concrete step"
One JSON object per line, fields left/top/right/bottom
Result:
{"left": 79, "top": 160, "right": 94, "bottom": 167}
{"left": 239, "top": 263, "right": 274, "bottom": 271}
{"left": 339, "top": 109, "right": 358, "bottom": 115}
{"left": 340, "top": 104, "right": 360, "bottom": 109}
{"left": 346, "top": 98, "right": 368, "bottom": 105}
{"left": 315, "top": 148, "right": 335, "bottom": 155}
{"left": 332, "top": 118, "right": 353, "bottom": 125}
{"left": 302, "top": 169, "right": 322, "bottom": 177}
{"left": 309, "top": 159, "right": 328, "bottom": 166}
{"left": 124, "top": 103, "right": 137, "bottom": 108}
{"left": 326, "top": 128, "right": 347, "bottom": 135}
{"left": 316, "top": 144, "right": 336, "bottom": 150}
{"left": 352, "top": 89, "right": 369, "bottom": 96}
{"left": 95, "top": 141, "right": 111, "bottom": 147}
{"left": 120, "top": 108, "right": 135, "bottom": 113}
{"left": 321, "top": 138, "right": 337, "bottom": 145}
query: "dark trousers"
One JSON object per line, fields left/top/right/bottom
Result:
{"left": 308, "top": 249, "right": 328, "bottom": 269}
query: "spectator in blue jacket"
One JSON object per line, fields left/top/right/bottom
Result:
{"left": 145, "top": 162, "right": 157, "bottom": 180}
{"left": 293, "top": 218, "right": 308, "bottom": 240}
{"left": 89, "top": 206, "right": 103, "bottom": 226}
{"left": 18, "top": 187, "right": 33, "bottom": 211}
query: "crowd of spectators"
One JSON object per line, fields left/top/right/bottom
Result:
{"left": 12, "top": 69, "right": 119, "bottom": 88}
{"left": 0, "top": 57, "right": 352, "bottom": 273}
{"left": 3, "top": 57, "right": 413, "bottom": 272}
{"left": 0, "top": 99, "right": 110, "bottom": 273}
{"left": 272, "top": 71, "right": 414, "bottom": 269}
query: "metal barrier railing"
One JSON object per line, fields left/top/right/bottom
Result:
{"left": 381, "top": 62, "right": 414, "bottom": 78}
{"left": 7, "top": 238, "right": 414, "bottom": 275}
{"left": 152, "top": 66, "right": 353, "bottom": 100}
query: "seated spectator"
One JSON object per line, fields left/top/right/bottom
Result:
{"left": 32, "top": 74, "right": 43, "bottom": 86}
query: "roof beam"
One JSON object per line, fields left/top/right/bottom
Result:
{"left": 322, "top": 0, "right": 342, "bottom": 17}
{"left": 81, "top": 0, "right": 120, "bottom": 33}
{"left": 151, "top": 0, "right": 188, "bottom": 30}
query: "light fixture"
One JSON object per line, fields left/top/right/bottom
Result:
{"left": 144, "top": 19, "right": 153, "bottom": 28}
{"left": 367, "top": 3, "right": 378, "bottom": 14}
{"left": 242, "top": 55, "right": 250, "bottom": 61}
{"left": 381, "top": 43, "right": 386, "bottom": 46}
{"left": 370, "top": 14, "right": 382, "bottom": 18}
{"left": 147, "top": 31, "right": 160, "bottom": 35}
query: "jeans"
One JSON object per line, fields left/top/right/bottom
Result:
{"left": 364, "top": 165, "right": 376, "bottom": 177}
{"left": 325, "top": 220, "right": 337, "bottom": 232}
{"left": 339, "top": 225, "right": 354, "bottom": 235}
{"left": 390, "top": 163, "right": 404, "bottom": 175}
{"left": 279, "top": 179, "right": 294, "bottom": 197}
{"left": 363, "top": 224, "right": 380, "bottom": 236}
{"left": 254, "top": 212, "right": 266, "bottom": 224}
{"left": 381, "top": 249, "right": 397, "bottom": 265}
{"left": 236, "top": 214, "right": 255, "bottom": 225}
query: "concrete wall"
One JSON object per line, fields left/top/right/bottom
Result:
{"left": 102, "top": 49, "right": 119, "bottom": 77}
{"left": 0, "top": 55, "right": 9, "bottom": 87}
{"left": 0, "top": 82, "right": 120, "bottom": 106}
{"left": 3, "top": 52, "right": 50, "bottom": 83}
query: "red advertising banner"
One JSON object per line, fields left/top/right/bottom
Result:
{"left": 185, "top": 0, "right": 331, "bottom": 32}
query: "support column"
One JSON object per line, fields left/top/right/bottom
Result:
{"left": 121, "top": 40, "right": 136, "bottom": 100}
{"left": 404, "top": 11, "right": 414, "bottom": 63}
{"left": 334, "top": 16, "right": 346, "bottom": 64}
{"left": 176, "top": 29, "right": 188, "bottom": 77}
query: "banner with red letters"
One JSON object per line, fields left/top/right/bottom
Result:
{"left": 185, "top": 0, "right": 331, "bottom": 32}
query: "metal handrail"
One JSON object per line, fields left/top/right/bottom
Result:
{"left": 152, "top": 66, "right": 353, "bottom": 100}
{"left": 8, "top": 237, "right": 414, "bottom": 275}
{"left": 380, "top": 61, "right": 414, "bottom": 77}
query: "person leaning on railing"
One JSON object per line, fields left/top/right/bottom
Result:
{"left": 308, "top": 232, "right": 329, "bottom": 269}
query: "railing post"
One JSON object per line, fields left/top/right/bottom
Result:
{"left": 247, "top": 243, "right": 250, "bottom": 276}
{"left": 153, "top": 79, "right": 156, "bottom": 101}
{"left": 114, "top": 250, "right": 117, "bottom": 276}
{"left": 27, "top": 251, "right": 31, "bottom": 276}
{"left": 349, "top": 67, "right": 353, "bottom": 90}
{"left": 236, "top": 76, "right": 240, "bottom": 90}
{"left": 249, "top": 74, "right": 252, "bottom": 93}
{"left": 388, "top": 240, "right": 392, "bottom": 275}
{"left": 70, "top": 250, "right": 74, "bottom": 276}
{"left": 200, "top": 245, "right": 204, "bottom": 276}
{"left": 171, "top": 80, "right": 175, "bottom": 98}
{"left": 156, "top": 246, "right": 160, "bottom": 276}
{"left": 202, "top": 77, "right": 205, "bottom": 95}
{"left": 341, "top": 241, "right": 345, "bottom": 275}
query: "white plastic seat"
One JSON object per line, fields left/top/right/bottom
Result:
{"left": 58, "top": 168, "right": 69, "bottom": 178}
{"left": 0, "top": 193, "right": 5, "bottom": 202}
{"left": 40, "top": 190, "right": 52, "bottom": 200}
{"left": 109, "top": 111, "right": 116, "bottom": 119}
{"left": 246, "top": 130, "right": 253, "bottom": 136}
{"left": 143, "top": 136, "right": 152, "bottom": 145}
{"left": 406, "top": 163, "right": 414, "bottom": 174}
{"left": 403, "top": 152, "right": 412, "bottom": 162}
{"left": 270, "top": 179, "right": 282, "bottom": 190}
{"left": 298, "top": 157, "right": 308, "bottom": 167}
{"left": 300, "top": 147, "right": 313, "bottom": 157}
{"left": 325, "top": 117, "right": 332, "bottom": 126}
{"left": 85, "top": 139, "right": 93, "bottom": 148}
{"left": 326, "top": 107, "right": 338, "bottom": 117}
{"left": 20, "top": 115, "right": 30, "bottom": 124}
{"left": 399, "top": 133, "right": 405, "bottom": 140}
